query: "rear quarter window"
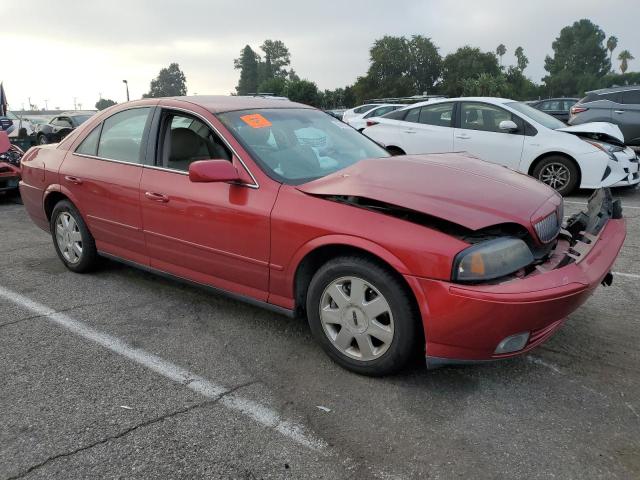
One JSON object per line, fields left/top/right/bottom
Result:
{"left": 621, "top": 90, "right": 640, "bottom": 105}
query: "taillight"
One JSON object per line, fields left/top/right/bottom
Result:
{"left": 570, "top": 106, "right": 588, "bottom": 115}
{"left": 366, "top": 120, "right": 379, "bottom": 127}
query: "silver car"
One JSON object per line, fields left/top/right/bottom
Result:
{"left": 569, "top": 86, "right": 640, "bottom": 146}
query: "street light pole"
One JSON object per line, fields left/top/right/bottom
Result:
{"left": 122, "top": 80, "right": 130, "bottom": 102}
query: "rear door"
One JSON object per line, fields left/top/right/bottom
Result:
{"left": 395, "top": 103, "right": 455, "bottom": 154}
{"left": 61, "top": 107, "right": 153, "bottom": 264}
{"left": 140, "top": 108, "right": 276, "bottom": 300}
{"left": 453, "top": 102, "right": 524, "bottom": 169}
{"left": 618, "top": 89, "right": 640, "bottom": 145}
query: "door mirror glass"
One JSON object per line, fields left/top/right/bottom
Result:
{"left": 499, "top": 120, "right": 519, "bottom": 132}
{"left": 188, "top": 159, "right": 240, "bottom": 183}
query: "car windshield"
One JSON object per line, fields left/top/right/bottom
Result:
{"left": 218, "top": 108, "right": 390, "bottom": 184}
{"left": 506, "top": 102, "right": 566, "bottom": 130}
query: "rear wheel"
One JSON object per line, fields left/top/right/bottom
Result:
{"left": 306, "top": 256, "right": 420, "bottom": 376}
{"left": 50, "top": 200, "right": 98, "bottom": 273}
{"left": 532, "top": 156, "right": 579, "bottom": 196}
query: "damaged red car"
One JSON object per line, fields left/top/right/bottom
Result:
{"left": 0, "top": 131, "right": 23, "bottom": 196}
{"left": 19, "top": 96, "right": 626, "bottom": 375}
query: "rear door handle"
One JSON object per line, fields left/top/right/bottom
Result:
{"left": 403, "top": 130, "right": 417, "bottom": 134}
{"left": 64, "top": 175, "right": 83, "bottom": 185}
{"left": 456, "top": 134, "right": 471, "bottom": 140}
{"left": 144, "top": 191, "right": 170, "bottom": 203}
{"left": 614, "top": 110, "right": 625, "bottom": 114}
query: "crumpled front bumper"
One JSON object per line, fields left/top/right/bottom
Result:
{"left": 0, "top": 161, "right": 20, "bottom": 192}
{"left": 406, "top": 189, "right": 626, "bottom": 367}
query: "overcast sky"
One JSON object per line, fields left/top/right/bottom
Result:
{"left": 1, "top": 0, "right": 638, "bottom": 111}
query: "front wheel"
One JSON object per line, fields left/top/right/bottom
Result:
{"left": 532, "top": 156, "right": 579, "bottom": 196}
{"left": 306, "top": 256, "right": 421, "bottom": 376}
{"left": 50, "top": 200, "right": 98, "bottom": 273}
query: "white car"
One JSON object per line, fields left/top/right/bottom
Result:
{"left": 345, "top": 104, "right": 404, "bottom": 131}
{"left": 363, "top": 97, "right": 640, "bottom": 195}
{"left": 342, "top": 104, "right": 381, "bottom": 123}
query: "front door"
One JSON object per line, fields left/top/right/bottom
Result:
{"left": 453, "top": 102, "right": 524, "bottom": 170}
{"left": 60, "top": 107, "right": 153, "bottom": 264}
{"left": 140, "top": 109, "right": 278, "bottom": 300}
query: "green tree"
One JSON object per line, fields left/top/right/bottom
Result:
{"left": 496, "top": 44, "right": 507, "bottom": 66}
{"left": 606, "top": 36, "right": 618, "bottom": 64}
{"left": 95, "top": 98, "right": 116, "bottom": 110}
{"left": 257, "top": 77, "right": 287, "bottom": 96}
{"left": 234, "top": 45, "right": 260, "bottom": 95}
{"left": 441, "top": 46, "right": 500, "bottom": 97}
{"left": 259, "top": 40, "right": 291, "bottom": 81}
{"left": 618, "top": 49, "right": 634, "bottom": 74}
{"left": 543, "top": 19, "right": 610, "bottom": 96}
{"left": 284, "top": 79, "right": 321, "bottom": 106}
{"left": 514, "top": 46, "right": 529, "bottom": 72}
{"left": 143, "top": 63, "right": 187, "bottom": 98}
{"left": 365, "top": 35, "right": 441, "bottom": 99}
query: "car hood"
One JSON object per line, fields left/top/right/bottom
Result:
{"left": 297, "top": 154, "right": 560, "bottom": 231}
{"left": 557, "top": 122, "right": 625, "bottom": 144}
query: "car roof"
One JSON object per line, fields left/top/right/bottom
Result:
{"left": 164, "top": 95, "right": 313, "bottom": 113}
{"left": 586, "top": 85, "right": 640, "bottom": 95}
{"left": 58, "top": 111, "right": 95, "bottom": 117}
{"left": 398, "top": 97, "right": 515, "bottom": 109}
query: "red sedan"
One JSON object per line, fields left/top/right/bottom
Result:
{"left": 19, "top": 96, "right": 626, "bottom": 375}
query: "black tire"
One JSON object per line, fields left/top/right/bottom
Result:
{"left": 50, "top": 200, "right": 98, "bottom": 273}
{"left": 386, "top": 146, "right": 405, "bottom": 156}
{"left": 532, "top": 156, "right": 579, "bottom": 196}
{"left": 38, "top": 134, "right": 48, "bottom": 145}
{"left": 306, "top": 256, "right": 421, "bottom": 376}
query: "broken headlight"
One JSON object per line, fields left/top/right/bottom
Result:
{"left": 452, "top": 238, "right": 534, "bottom": 283}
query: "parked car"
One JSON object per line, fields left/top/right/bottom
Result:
{"left": 0, "top": 131, "right": 23, "bottom": 196}
{"left": 363, "top": 97, "right": 640, "bottom": 195}
{"left": 529, "top": 98, "right": 579, "bottom": 123}
{"left": 569, "top": 86, "right": 640, "bottom": 146}
{"left": 342, "top": 104, "right": 380, "bottom": 122}
{"left": 20, "top": 96, "right": 626, "bottom": 375}
{"left": 346, "top": 104, "right": 404, "bottom": 131}
{"left": 35, "top": 112, "right": 94, "bottom": 144}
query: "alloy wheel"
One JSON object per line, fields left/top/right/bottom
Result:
{"left": 55, "top": 212, "right": 83, "bottom": 264}
{"left": 539, "top": 162, "right": 570, "bottom": 190}
{"left": 319, "top": 276, "right": 394, "bottom": 361}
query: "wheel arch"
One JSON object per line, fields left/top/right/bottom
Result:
{"left": 527, "top": 151, "right": 582, "bottom": 187}
{"left": 43, "top": 185, "right": 82, "bottom": 221}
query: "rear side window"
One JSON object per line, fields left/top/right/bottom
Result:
{"left": 75, "top": 125, "right": 101, "bottom": 156}
{"left": 383, "top": 109, "right": 408, "bottom": 120}
{"left": 621, "top": 90, "right": 640, "bottom": 105}
{"left": 97, "top": 108, "right": 151, "bottom": 163}
{"left": 404, "top": 108, "right": 421, "bottom": 123}
{"left": 419, "top": 103, "right": 454, "bottom": 127}
{"left": 600, "top": 92, "right": 622, "bottom": 103}
{"left": 460, "top": 102, "right": 512, "bottom": 133}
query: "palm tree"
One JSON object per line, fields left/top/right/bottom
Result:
{"left": 618, "top": 50, "right": 634, "bottom": 74}
{"left": 496, "top": 44, "right": 507, "bottom": 67}
{"left": 607, "top": 36, "right": 618, "bottom": 64}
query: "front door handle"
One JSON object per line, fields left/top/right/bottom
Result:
{"left": 144, "top": 191, "right": 170, "bottom": 203}
{"left": 64, "top": 175, "right": 83, "bottom": 185}
{"left": 614, "top": 110, "right": 625, "bottom": 114}
{"left": 403, "top": 130, "right": 417, "bottom": 134}
{"left": 456, "top": 134, "right": 471, "bottom": 140}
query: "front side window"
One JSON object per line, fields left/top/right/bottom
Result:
{"left": 161, "top": 112, "right": 231, "bottom": 172}
{"left": 460, "top": 103, "right": 512, "bottom": 133}
{"left": 419, "top": 103, "right": 454, "bottom": 127}
{"left": 505, "top": 102, "right": 566, "bottom": 130}
{"left": 76, "top": 125, "right": 102, "bottom": 156}
{"left": 97, "top": 108, "right": 151, "bottom": 163}
{"left": 218, "top": 108, "right": 389, "bottom": 184}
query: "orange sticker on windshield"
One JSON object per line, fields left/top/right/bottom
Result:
{"left": 240, "top": 113, "right": 272, "bottom": 129}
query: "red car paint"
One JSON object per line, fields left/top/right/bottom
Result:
{"left": 19, "top": 97, "right": 626, "bottom": 365}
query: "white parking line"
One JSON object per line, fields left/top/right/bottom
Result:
{"left": 614, "top": 271, "right": 640, "bottom": 280}
{"left": 564, "top": 200, "right": 640, "bottom": 210}
{"left": 0, "top": 285, "right": 326, "bottom": 452}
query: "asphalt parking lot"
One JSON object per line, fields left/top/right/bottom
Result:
{"left": 1, "top": 187, "right": 639, "bottom": 479}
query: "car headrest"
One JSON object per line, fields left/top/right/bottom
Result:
{"left": 171, "top": 128, "right": 205, "bottom": 161}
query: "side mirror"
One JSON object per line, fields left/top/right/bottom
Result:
{"left": 499, "top": 120, "right": 519, "bottom": 132}
{"left": 189, "top": 159, "right": 240, "bottom": 183}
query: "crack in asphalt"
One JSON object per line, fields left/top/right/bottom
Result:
{"left": 4, "top": 380, "right": 259, "bottom": 480}
{"left": 0, "top": 300, "right": 116, "bottom": 330}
